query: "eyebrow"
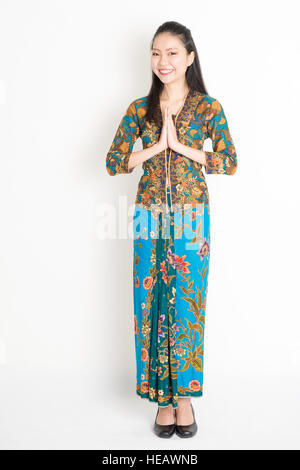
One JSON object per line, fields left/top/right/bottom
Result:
{"left": 152, "top": 47, "right": 179, "bottom": 51}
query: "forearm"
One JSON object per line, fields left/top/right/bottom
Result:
{"left": 128, "top": 143, "right": 163, "bottom": 171}
{"left": 174, "top": 142, "right": 207, "bottom": 166}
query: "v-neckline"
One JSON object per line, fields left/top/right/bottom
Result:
{"left": 159, "top": 88, "right": 191, "bottom": 124}
{"left": 149, "top": 88, "right": 201, "bottom": 143}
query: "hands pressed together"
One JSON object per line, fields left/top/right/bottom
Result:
{"left": 157, "top": 106, "right": 181, "bottom": 154}
{"left": 151, "top": 105, "right": 206, "bottom": 167}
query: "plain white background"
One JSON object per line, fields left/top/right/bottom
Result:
{"left": 0, "top": 0, "right": 299, "bottom": 450}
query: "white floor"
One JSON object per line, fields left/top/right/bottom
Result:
{"left": 0, "top": 367, "right": 299, "bottom": 450}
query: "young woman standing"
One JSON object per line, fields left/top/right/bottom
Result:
{"left": 106, "top": 21, "right": 237, "bottom": 438}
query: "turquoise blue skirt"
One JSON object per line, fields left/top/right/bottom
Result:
{"left": 133, "top": 188, "right": 210, "bottom": 408}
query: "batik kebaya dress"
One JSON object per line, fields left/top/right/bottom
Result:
{"left": 106, "top": 88, "right": 237, "bottom": 408}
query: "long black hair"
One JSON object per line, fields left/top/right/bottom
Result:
{"left": 145, "top": 21, "right": 209, "bottom": 125}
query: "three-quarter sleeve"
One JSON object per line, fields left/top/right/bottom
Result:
{"left": 106, "top": 100, "right": 141, "bottom": 175}
{"left": 204, "top": 99, "right": 237, "bottom": 175}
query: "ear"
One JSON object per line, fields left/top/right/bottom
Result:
{"left": 188, "top": 50, "right": 195, "bottom": 67}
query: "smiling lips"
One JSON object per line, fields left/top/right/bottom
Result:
{"left": 159, "top": 69, "right": 174, "bottom": 75}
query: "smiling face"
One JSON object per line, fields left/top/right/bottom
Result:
{"left": 151, "top": 32, "right": 194, "bottom": 84}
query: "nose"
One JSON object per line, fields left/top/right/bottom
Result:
{"left": 158, "top": 60, "right": 171, "bottom": 68}
{"left": 158, "top": 54, "right": 171, "bottom": 67}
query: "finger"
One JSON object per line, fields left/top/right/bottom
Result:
{"left": 164, "top": 107, "right": 168, "bottom": 124}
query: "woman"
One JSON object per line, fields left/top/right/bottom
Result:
{"left": 106, "top": 21, "right": 237, "bottom": 438}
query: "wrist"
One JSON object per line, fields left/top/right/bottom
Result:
{"left": 201, "top": 150, "right": 207, "bottom": 166}
{"left": 153, "top": 142, "right": 165, "bottom": 154}
{"left": 173, "top": 141, "right": 184, "bottom": 154}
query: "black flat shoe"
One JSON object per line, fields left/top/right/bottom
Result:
{"left": 153, "top": 408, "right": 175, "bottom": 438}
{"left": 175, "top": 403, "right": 198, "bottom": 438}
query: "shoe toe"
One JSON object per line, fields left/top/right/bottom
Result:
{"left": 154, "top": 423, "right": 175, "bottom": 438}
{"left": 175, "top": 423, "right": 197, "bottom": 438}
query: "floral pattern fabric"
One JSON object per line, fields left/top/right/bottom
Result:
{"left": 106, "top": 88, "right": 237, "bottom": 212}
{"left": 106, "top": 88, "right": 237, "bottom": 408}
{"left": 133, "top": 188, "right": 210, "bottom": 408}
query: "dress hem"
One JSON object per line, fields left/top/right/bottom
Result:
{"left": 136, "top": 389, "right": 203, "bottom": 408}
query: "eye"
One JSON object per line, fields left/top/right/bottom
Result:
{"left": 151, "top": 52, "right": 177, "bottom": 56}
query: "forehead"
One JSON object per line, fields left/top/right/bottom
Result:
{"left": 152, "top": 33, "right": 183, "bottom": 50}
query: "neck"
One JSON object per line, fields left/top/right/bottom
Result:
{"left": 160, "top": 81, "right": 190, "bottom": 103}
